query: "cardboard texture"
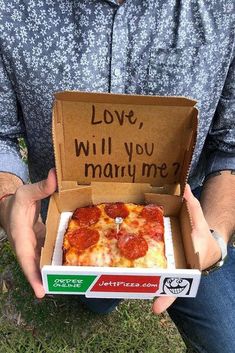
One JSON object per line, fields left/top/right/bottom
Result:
{"left": 41, "top": 91, "right": 201, "bottom": 299}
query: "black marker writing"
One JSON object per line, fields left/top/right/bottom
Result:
{"left": 84, "top": 163, "right": 136, "bottom": 183}
{"left": 91, "top": 105, "right": 141, "bottom": 127}
{"left": 124, "top": 142, "right": 154, "bottom": 162}
{"left": 172, "top": 162, "right": 180, "bottom": 175}
{"left": 75, "top": 137, "right": 112, "bottom": 156}
{"left": 142, "top": 162, "right": 168, "bottom": 178}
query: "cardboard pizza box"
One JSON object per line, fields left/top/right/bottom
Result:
{"left": 40, "top": 91, "right": 201, "bottom": 299}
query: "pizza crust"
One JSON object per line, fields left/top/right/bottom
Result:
{"left": 52, "top": 203, "right": 175, "bottom": 269}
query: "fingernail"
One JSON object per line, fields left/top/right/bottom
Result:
{"left": 35, "top": 287, "right": 45, "bottom": 299}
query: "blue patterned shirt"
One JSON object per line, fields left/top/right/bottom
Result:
{"left": 0, "top": 0, "right": 235, "bottom": 195}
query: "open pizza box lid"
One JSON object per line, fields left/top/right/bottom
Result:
{"left": 53, "top": 91, "right": 198, "bottom": 197}
{"left": 41, "top": 91, "right": 201, "bottom": 299}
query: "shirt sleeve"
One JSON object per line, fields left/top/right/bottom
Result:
{"left": 205, "top": 48, "right": 235, "bottom": 177}
{"left": 0, "top": 53, "right": 29, "bottom": 182}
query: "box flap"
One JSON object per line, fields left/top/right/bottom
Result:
{"left": 52, "top": 91, "right": 198, "bottom": 195}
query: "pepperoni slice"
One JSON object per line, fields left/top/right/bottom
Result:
{"left": 117, "top": 233, "right": 148, "bottom": 260}
{"left": 144, "top": 223, "right": 164, "bottom": 242}
{"left": 152, "top": 232, "right": 164, "bottom": 242}
{"left": 72, "top": 206, "right": 101, "bottom": 226}
{"left": 67, "top": 228, "right": 100, "bottom": 250}
{"left": 104, "top": 202, "right": 129, "bottom": 219}
{"left": 140, "top": 204, "right": 163, "bottom": 223}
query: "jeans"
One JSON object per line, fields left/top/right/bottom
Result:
{"left": 169, "top": 242, "right": 235, "bottom": 353}
{"left": 80, "top": 187, "right": 235, "bottom": 352}
{"left": 80, "top": 243, "right": 235, "bottom": 352}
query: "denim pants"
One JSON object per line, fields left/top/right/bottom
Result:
{"left": 80, "top": 188, "right": 235, "bottom": 353}
{"left": 80, "top": 243, "right": 235, "bottom": 353}
{"left": 169, "top": 242, "right": 235, "bottom": 353}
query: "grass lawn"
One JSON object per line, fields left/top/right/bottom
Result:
{"left": 0, "top": 228, "right": 186, "bottom": 353}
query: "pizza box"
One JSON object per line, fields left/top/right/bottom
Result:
{"left": 41, "top": 91, "right": 201, "bottom": 299}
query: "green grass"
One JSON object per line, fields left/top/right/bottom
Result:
{"left": 0, "top": 236, "right": 186, "bottom": 353}
{"left": 18, "top": 138, "right": 28, "bottom": 164}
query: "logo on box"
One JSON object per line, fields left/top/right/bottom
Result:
{"left": 90, "top": 275, "right": 161, "bottom": 293}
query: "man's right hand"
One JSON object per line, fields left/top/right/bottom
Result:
{"left": 0, "top": 168, "right": 57, "bottom": 298}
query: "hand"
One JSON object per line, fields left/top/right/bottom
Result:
{"left": 1, "top": 168, "right": 57, "bottom": 298}
{"left": 152, "top": 184, "right": 221, "bottom": 314}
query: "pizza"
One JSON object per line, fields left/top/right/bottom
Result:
{"left": 62, "top": 202, "right": 167, "bottom": 268}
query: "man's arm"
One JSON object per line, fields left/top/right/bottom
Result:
{"left": 152, "top": 172, "right": 235, "bottom": 314}
{"left": 0, "top": 172, "right": 23, "bottom": 197}
{"left": 0, "top": 54, "right": 29, "bottom": 182}
{"left": 201, "top": 171, "right": 235, "bottom": 243}
{"left": 0, "top": 53, "right": 58, "bottom": 298}
{"left": 0, "top": 172, "right": 23, "bottom": 231}
{"left": 0, "top": 171, "right": 23, "bottom": 203}
{"left": 152, "top": 48, "right": 235, "bottom": 313}
{"left": 152, "top": 181, "right": 224, "bottom": 314}
{"left": 200, "top": 42, "right": 235, "bottom": 244}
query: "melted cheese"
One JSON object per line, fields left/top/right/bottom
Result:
{"left": 63, "top": 203, "right": 167, "bottom": 268}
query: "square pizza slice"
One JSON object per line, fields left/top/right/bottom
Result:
{"left": 62, "top": 202, "right": 167, "bottom": 269}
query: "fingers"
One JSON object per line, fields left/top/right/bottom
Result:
{"left": 183, "top": 184, "right": 205, "bottom": 227}
{"left": 5, "top": 171, "right": 56, "bottom": 299}
{"left": 17, "top": 168, "right": 57, "bottom": 203}
{"left": 21, "top": 255, "right": 45, "bottom": 298}
{"left": 183, "top": 185, "right": 220, "bottom": 268}
{"left": 31, "top": 167, "right": 57, "bottom": 201}
{"left": 152, "top": 296, "right": 176, "bottom": 314}
{"left": 33, "top": 221, "right": 46, "bottom": 249}
{"left": 14, "top": 226, "right": 45, "bottom": 298}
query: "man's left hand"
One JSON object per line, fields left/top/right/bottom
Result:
{"left": 152, "top": 184, "right": 222, "bottom": 314}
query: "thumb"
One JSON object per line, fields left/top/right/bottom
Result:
{"left": 20, "top": 168, "right": 57, "bottom": 202}
{"left": 183, "top": 184, "right": 205, "bottom": 227}
{"left": 152, "top": 296, "right": 176, "bottom": 314}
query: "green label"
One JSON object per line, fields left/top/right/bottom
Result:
{"left": 47, "top": 274, "right": 97, "bottom": 292}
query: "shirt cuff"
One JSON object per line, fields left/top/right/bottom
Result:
{"left": 205, "top": 151, "right": 235, "bottom": 177}
{"left": 0, "top": 153, "right": 29, "bottom": 183}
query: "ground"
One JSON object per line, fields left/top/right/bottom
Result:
{"left": 0, "top": 227, "right": 186, "bottom": 353}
